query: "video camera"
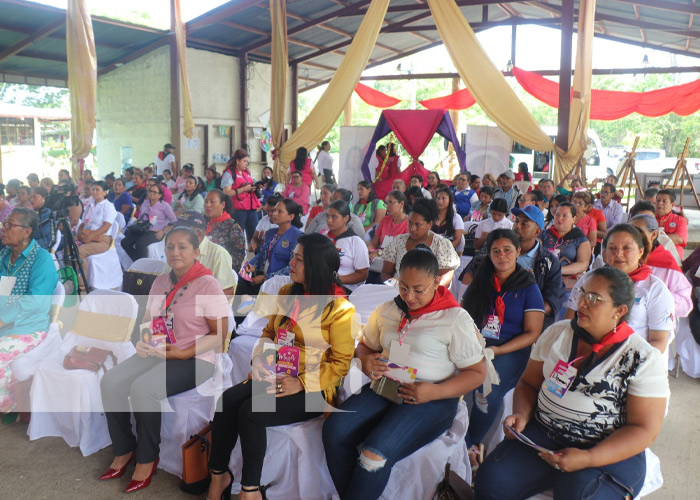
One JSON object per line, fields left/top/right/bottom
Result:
{"left": 45, "top": 182, "right": 81, "bottom": 217}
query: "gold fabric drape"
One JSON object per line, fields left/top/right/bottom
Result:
{"left": 275, "top": 0, "right": 390, "bottom": 173}
{"left": 270, "top": 0, "right": 288, "bottom": 179}
{"left": 174, "top": 0, "right": 194, "bottom": 139}
{"left": 553, "top": 0, "right": 596, "bottom": 183}
{"left": 66, "top": 0, "right": 96, "bottom": 179}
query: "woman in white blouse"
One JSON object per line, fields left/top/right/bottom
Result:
{"left": 476, "top": 266, "right": 668, "bottom": 500}
{"left": 77, "top": 180, "right": 117, "bottom": 287}
{"left": 325, "top": 199, "right": 369, "bottom": 291}
{"left": 380, "top": 198, "right": 459, "bottom": 287}
{"left": 323, "top": 246, "right": 487, "bottom": 500}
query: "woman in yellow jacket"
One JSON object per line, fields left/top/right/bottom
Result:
{"left": 206, "top": 233, "right": 357, "bottom": 500}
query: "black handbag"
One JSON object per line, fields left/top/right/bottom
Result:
{"left": 124, "top": 219, "right": 151, "bottom": 237}
{"left": 462, "top": 224, "right": 478, "bottom": 257}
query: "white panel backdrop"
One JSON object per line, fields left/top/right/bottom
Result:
{"left": 339, "top": 126, "right": 375, "bottom": 202}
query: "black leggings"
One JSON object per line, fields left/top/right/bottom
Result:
{"left": 209, "top": 380, "right": 324, "bottom": 485}
{"left": 121, "top": 230, "right": 160, "bottom": 262}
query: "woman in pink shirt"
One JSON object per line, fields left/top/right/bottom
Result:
{"left": 101, "top": 227, "right": 229, "bottom": 493}
{"left": 571, "top": 191, "right": 597, "bottom": 249}
{"left": 287, "top": 146, "right": 316, "bottom": 187}
{"left": 221, "top": 149, "right": 261, "bottom": 243}
{"left": 367, "top": 190, "right": 409, "bottom": 283}
{"left": 282, "top": 170, "right": 311, "bottom": 215}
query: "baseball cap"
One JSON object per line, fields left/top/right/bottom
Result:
{"left": 173, "top": 210, "right": 206, "bottom": 231}
{"left": 164, "top": 143, "right": 176, "bottom": 150}
{"left": 511, "top": 205, "right": 544, "bottom": 230}
{"left": 502, "top": 170, "right": 515, "bottom": 180}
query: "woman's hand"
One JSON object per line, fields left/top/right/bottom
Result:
{"left": 503, "top": 413, "right": 529, "bottom": 437}
{"left": 245, "top": 263, "right": 257, "bottom": 274}
{"left": 164, "top": 344, "right": 189, "bottom": 360}
{"left": 266, "top": 376, "right": 304, "bottom": 398}
{"left": 359, "top": 353, "right": 389, "bottom": 380}
{"left": 368, "top": 250, "right": 379, "bottom": 262}
{"left": 155, "top": 229, "right": 166, "bottom": 240}
{"left": 252, "top": 274, "right": 265, "bottom": 285}
{"left": 135, "top": 341, "right": 150, "bottom": 358}
{"left": 251, "top": 356, "right": 275, "bottom": 382}
{"left": 539, "top": 448, "right": 592, "bottom": 473}
{"left": 398, "top": 381, "right": 437, "bottom": 404}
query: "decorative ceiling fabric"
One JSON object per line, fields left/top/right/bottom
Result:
{"left": 270, "top": 0, "right": 288, "bottom": 181}
{"left": 354, "top": 82, "right": 402, "bottom": 108}
{"left": 174, "top": 0, "right": 194, "bottom": 139}
{"left": 419, "top": 87, "right": 476, "bottom": 110}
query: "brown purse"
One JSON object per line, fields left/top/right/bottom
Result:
{"left": 63, "top": 346, "right": 117, "bottom": 373}
{"left": 180, "top": 422, "right": 213, "bottom": 494}
{"left": 433, "top": 462, "right": 474, "bottom": 500}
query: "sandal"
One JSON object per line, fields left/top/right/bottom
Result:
{"left": 241, "top": 483, "right": 272, "bottom": 500}
{"left": 207, "top": 469, "right": 233, "bottom": 500}
{"left": 468, "top": 443, "right": 485, "bottom": 485}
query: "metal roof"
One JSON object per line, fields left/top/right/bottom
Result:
{"left": 1, "top": 0, "right": 700, "bottom": 91}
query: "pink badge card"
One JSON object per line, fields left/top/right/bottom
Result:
{"left": 276, "top": 345, "right": 300, "bottom": 377}
{"left": 544, "top": 360, "right": 577, "bottom": 398}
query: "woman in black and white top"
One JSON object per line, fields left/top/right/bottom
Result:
{"left": 326, "top": 200, "right": 369, "bottom": 291}
{"left": 475, "top": 266, "right": 669, "bottom": 500}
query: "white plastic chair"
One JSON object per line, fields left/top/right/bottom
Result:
{"left": 670, "top": 317, "right": 700, "bottom": 378}
{"left": 235, "top": 275, "right": 292, "bottom": 337}
{"left": 114, "top": 212, "right": 126, "bottom": 233}
{"left": 147, "top": 240, "right": 166, "bottom": 262}
{"left": 27, "top": 290, "right": 138, "bottom": 456}
{"left": 128, "top": 258, "right": 166, "bottom": 275}
{"left": 86, "top": 221, "right": 123, "bottom": 290}
{"left": 348, "top": 283, "right": 398, "bottom": 326}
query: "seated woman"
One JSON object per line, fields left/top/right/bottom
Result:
{"left": 381, "top": 198, "right": 459, "bottom": 288}
{"left": 323, "top": 246, "right": 487, "bottom": 500}
{"left": 469, "top": 186, "right": 494, "bottom": 222}
{"left": 203, "top": 189, "right": 246, "bottom": 272}
{"left": 353, "top": 181, "right": 386, "bottom": 240}
{"left": 0, "top": 185, "right": 12, "bottom": 223}
{"left": 251, "top": 194, "right": 281, "bottom": 254}
{"left": 427, "top": 171, "right": 441, "bottom": 198}
{"left": 0, "top": 208, "right": 58, "bottom": 412}
{"left": 100, "top": 227, "right": 229, "bottom": 493}
{"left": 543, "top": 194, "right": 568, "bottom": 231}
{"left": 282, "top": 170, "right": 310, "bottom": 215}
{"left": 473, "top": 198, "right": 512, "bottom": 251}
{"left": 76, "top": 181, "right": 118, "bottom": 286}
{"left": 540, "top": 202, "right": 591, "bottom": 291}
{"left": 258, "top": 166, "right": 284, "bottom": 205}
{"left": 367, "top": 190, "right": 409, "bottom": 284}
{"left": 571, "top": 191, "right": 597, "bottom": 249}
{"left": 121, "top": 184, "right": 177, "bottom": 262}
{"left": 206, "top": 233, "right": 356, "bottom": 500}
{"left": 15, "top": 186, "right": 32, "bottom": 209}
{"left": 204, "top": 166, "right": 220, "bottom": 192}
{"left": 434, "top": 186, "right": 464, "bottom": 253}
{"left": 306, "top": 183, "right": 332, "bottom": 230}
{"left": 565, "top": 224, "right": 675, "bottom": 355}
{"left": 476, "top": 266, "right": 669, "bottom": 500}
{"left": 462, "top": 229, "right": 545, "bottom": 459}
{"left": 236, "top": 198, "right": 303, "bottom": 298}
{"left": 109, "top": 178, "right": 133, "bottom": 220}
{"left": 326, "top": 200, "right": 369, "bottom": 291}
{"left": 305, "top": 188, "right": 365, "bottom": 238}
{"left": 127, "top": 171, "right": 147, "bottom": 202}
{"left": 172, "top": 175, "right": 205, "bottom": 215}
{"left": 29, "top": 187, "right": 56, "bottom": 250}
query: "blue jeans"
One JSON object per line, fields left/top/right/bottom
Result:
{"left": 322, "top": 384, "right": 459, "bottom": 500}
{"left": 475, "top": 422, "right": 646, "bottom": 500}
{"left": 466, "top": 346, "right": 530, "bottom": 446}
{"left": 233, "top": 209, "right": 259, "bottom": 243}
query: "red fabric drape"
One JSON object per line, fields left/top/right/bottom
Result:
{"left": 419, "top": 87, "right": 476, "bottom": 110}
{"left": 512, "top": 66, "right": 700, "bottom": 120}
{"left": 354, "top": 82, "right": 402, "bottom": 108}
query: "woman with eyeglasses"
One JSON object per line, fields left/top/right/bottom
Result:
{"left": 0, "top": 208, "right": 58, "bottom": 412}
{"left": 462, "top": 228, "right": 545, "bottom": 466}
{"left": 380, "top": 198, "right": 459, "bottom": 288}
{"left": 564, "top": 224, "right": 675, "bottom": 357}
{"left": 475, "top": 266, "right": 669, "bottom": 500}
{"left": 120, "top": 183, "right": 177, "bottom": 262}
{"left": 323, "top": 246, "right": 487, "bottom": 500}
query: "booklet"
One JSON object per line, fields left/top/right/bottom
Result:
{"left": 139, "top": 322, "right": 166, "bottom": 349}
{"left": 238, "top": 260, "right": 254, "bottom": 282}
{"left": 380, "top": 358, "right": 418, "bottom": 384}
{"left": 275, "top": 345, "right": 300, "bottom": 377}
{"left": 505, "top": 424, "right": 555, "bottom": 455}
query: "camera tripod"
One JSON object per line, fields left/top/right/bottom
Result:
{"left": 55, "top": 212, "right": 90, "bottom": 296}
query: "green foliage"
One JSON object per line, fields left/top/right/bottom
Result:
{"left": 0, "top": 83, "right": 69, "bottom": 109}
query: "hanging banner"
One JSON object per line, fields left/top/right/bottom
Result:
{"left": 355, "top": 82, "right": 402, "bottom": 108}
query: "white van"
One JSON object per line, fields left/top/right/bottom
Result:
{"left": 511, "top": 127, "right": 614, "bottom": 182}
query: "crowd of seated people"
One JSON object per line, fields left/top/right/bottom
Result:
{"left": 1, "top": 154, "right": 692, "bottom": 500}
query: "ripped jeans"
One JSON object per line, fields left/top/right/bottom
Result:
{"left": 475, "top": 421, "right": 646, "bottom": 500}
{"left": 322, "top": 384, "right": 459, "bottom": 500}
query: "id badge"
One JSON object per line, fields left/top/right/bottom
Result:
{"left": 481, "top": 314, "right": 501, "bottom": 339}
{"left": 277, "top": 328, "right": 295, "bottom": 347}
{"left": 389, "top": 340, "right": 411, "bottom": 366}
{"left": 549, "top": 248, "right": 560, "bottom": 258}
{"left": 544, "top": 360, "right": 577, "bottom": 398}
{"left": 0, "top": 276, "right": 17, "bottom": 296}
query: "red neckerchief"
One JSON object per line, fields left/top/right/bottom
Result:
{"left": 627, "top": 264, "right": 652, "bottom": 283}
{"left": 163, "top": 261, "right": 212, "bottom": 313}
{"left": 493, "top": 275, "right": 506, "bottom": 324}
{"left": 206, "top": 212, "right": 231, "bottom": 235}
{"left": 646, "top": 244, "right": 681, "bottom": 272}
{"left": 158, "top": 151, "right": 165, "bottom": 161}
{"left": 589, "top": 321, "right": 635, "bottom": 355}
{"left": 358, "top": 199, "right": 368, "bottom": 205}
{"left": 397, "top": 286, "right": 460, "bottom": 332}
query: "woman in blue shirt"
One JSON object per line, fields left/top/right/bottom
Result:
{"left": 462, "top": 229, "right": 544, "bottom": 459}
{"left": 110, "top": 178, "right": 133, "bottom": 220}
{"left": 0, "top": 207, "right": 58, "bottom": 412}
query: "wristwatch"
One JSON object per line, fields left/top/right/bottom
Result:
{"left": 377, "top": 249, "right": 384, "bottom": 257}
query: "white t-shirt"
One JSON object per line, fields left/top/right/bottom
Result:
{"left": 255, "top": 215, "right": 278, "bottom": 237}
{"left": 566, "top": 272, "right": 676, "bottom": 344}
{"left": 155, "top": 153, "right": 175, "bottom": 176}
{"left": 317, "top": 150, "right": 334, "bottom": 173}
{"left": 362, "top": 302, "right": 484, "bottom": 382}
{"left": 531, "top": 320, "right": 669, "bottom": 445}
{"left": 335, "top": 235, "right": 370, "bottom": 291}
{"left": 383, "top": 232, "right": 460, "bottom": 275}
{"left": 164, "top": 179, "right": 175, "bottom": 189}
{"left": 474, "top": 216, "right": 513, "bottom": 239}
{"left": 82, "top": 199, "right": 117, "bottom": 232}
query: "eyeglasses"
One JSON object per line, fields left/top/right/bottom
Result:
{"left": 2, "top": 221, "right": 28, "bottom": 231}
{"left": 148, "top": 189, "right": 161, "bottom": 194}
{"left": 397, "top": 278, "right": 437, "bottom": 297}
{"left": 572, "top": 287, "right": 614, "bottom": 306}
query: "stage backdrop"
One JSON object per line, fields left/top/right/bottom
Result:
{"left": 465, "top": 125, "right": 512, "bottom": 179}
{"left": 339, "top": 126, "right": 376, "bottom": 201}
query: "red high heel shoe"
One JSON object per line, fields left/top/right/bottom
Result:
{"left": 124, "top": 458, "right": 159, "bottom": 493}
{"left": 99, "top": 452, "right": 135, "bottom": 480}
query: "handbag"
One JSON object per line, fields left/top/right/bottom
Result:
{"left": 124, "top": 219, "right": 151, "bottom": 237}
{"left": 433, "top": 463, "right": 474, "bottom": 500}
{"left": 180, "top": 422, "right": 213, "bottom": 495}
{"left": 63, "top": 346, "right": 117, "bottom": 373}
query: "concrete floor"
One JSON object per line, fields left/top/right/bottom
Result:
{"left": 0, "top": 371, "right": 697, "bottom": 499}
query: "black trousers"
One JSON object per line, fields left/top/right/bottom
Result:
{"left": 101, "top": 355, "right": 215, "bottom": 463}
{"left": 121, "top": 230, "right": 160, "bottom": 262}
{"left": 208, "top": 380, "right": 324, "bottom": 485}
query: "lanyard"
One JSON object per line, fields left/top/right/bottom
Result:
{"left": 397, "top": 315, "right": 419, "bottom": 345}
{"left": 267, "top": 232, "right": 282, "bottom": 262}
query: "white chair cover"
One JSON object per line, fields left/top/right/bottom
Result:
{"left": 229, "top": 335, "right": 258, "bottom": 385}
{"left": 226, "top": 402, "right": 471, "bottom": 500}
{"left": 672, "top": 317, "right": 700, "bottom": 378}
{"left": 348, "top": 284, "right": 398, "bottom": 326}
{"left": 114, "top": 212, "right": 126, "bottom": 233}
{"left": 87, "top": 222, "right": 123, "bottom": 290}
{"left": 128, "top": 258, "right": 167, "bottom": 275}
{"left": 27, "top": 290, "right": 138, "bottom": 456}
{"left": 451, "top": 255, "right": 473, "bottom": 300}
{"left": 235, "top": 276, "right": 292, "bottom": 337}
{"left": 115, "top": 234, "right": 132, "bottom": 271}
{"left": 147, "top": 240, "right": 166, "bottom": 262}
